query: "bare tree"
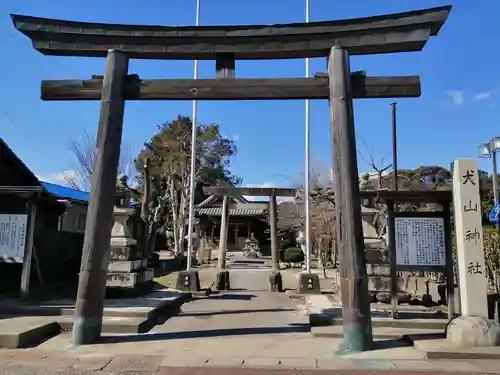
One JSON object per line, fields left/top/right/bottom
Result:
{"left": 358, "top": 139, "right": 392, "bottom": 190}
{"left": 284, "top": 159, "right": 337, "bottom": 277}
{"left": 65, "top": 131, "right": 135, "bottom": 191}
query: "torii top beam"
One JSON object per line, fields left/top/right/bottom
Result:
{"left": 11, "top": 6, "right": 451, "bottom": 60}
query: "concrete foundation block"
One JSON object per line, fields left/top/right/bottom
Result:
{"left": 447, "top": 315, "right": 500, "bottom": 347}
{"left": 216, "top": 270, "right": 230, "bottom": 291}
{"left": 296, "top": 272, "right": 321, "bottom": 294}
{"left": 268, "top": 271, "right": 283, "bottom": 292}
{"left": 175, "top": 270, "right": 201, "bottom": 292}
{"left": 108, "top": 259, "right": 144, "bottom": 272}
{"left": 109, "top": 245, "right": 141, "bottom": 261}
{"left": 106, "top": 268, "right": 153, "bottom": 288}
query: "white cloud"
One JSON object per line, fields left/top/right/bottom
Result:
{"left": 233, "top": 134, "right": 240, "bottom": 142}
{"left": 36, "top": 169, "right": 76, "bottom": 185}
{"left": 446, "top": 90, "right": 465, "bottom": 106}
{"left": 242, "top": 182, "right": 274, "bottom": 201}
{"left": 242, "top": 181, "right": 295, "bottom": 203}
{"left": 474, "top": 91, "right": 492, "bottom": 101}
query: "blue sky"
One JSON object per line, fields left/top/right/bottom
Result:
{"left": 0, "top": 0, "right": 498, "bottom": 190}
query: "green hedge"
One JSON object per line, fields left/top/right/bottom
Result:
{"left": 283, "top": 247, "right": 304, "bottom": 263}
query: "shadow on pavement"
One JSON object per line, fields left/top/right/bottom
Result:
{"left": 204, "top": 294, "right": 256, "bottom": 301}
{"left": 180, "top": 308, "right": 295, "bottom": 317}
{"left": 372, "top": 338, "right": 411, "bottom": 350}
{"left": 99, "top": 324, "right": 311, "bottom": 343}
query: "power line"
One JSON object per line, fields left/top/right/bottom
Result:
{"left": 3, "top": 111, "right": 49, "bottom": 166}
{"left": 1, "top": 26, "right": 81, "bottom": 79}
{"left": 1, "top": 25, "right": 160, "bottom": 176}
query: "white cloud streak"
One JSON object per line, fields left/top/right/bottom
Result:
{"left": 446, "top": 90, "right": 465, "bottom": 106}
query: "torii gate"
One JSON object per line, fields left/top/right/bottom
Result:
{"left": 201, "top": 186, "right": 302, "bottom": 293}
{"left": 11, "top": 5, "right": 451, "bottom": 351}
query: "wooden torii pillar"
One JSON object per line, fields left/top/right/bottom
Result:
{"left": 204, "top": 186, "right": 296, "bottom": 292}
{"left": 12, "top": 5, "right": 451, "bottom": 351}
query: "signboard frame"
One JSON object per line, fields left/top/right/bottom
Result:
{"left": 393, "top": 214, "right": 447, "bottom": 269}
{"left": 0, "top": 186, "right": 40, "bottom": 297}
{"left": 0, "top": 213, "right": 28, "bottom": 263}
{"left": 386, "top": 207, "right": 453, "bottom": 320}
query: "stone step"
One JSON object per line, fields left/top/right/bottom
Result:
{"left": 0, "top": 295, "right": 186, "bottom": 349}
{"left": 0, "top": 289, "right": 188, "bottom": 319}
{"left": 305, "top": 295, "right": 448, "bottom": 330}
{"left": 56, "top": 316, "right": 154, "bottom": 334}
{"left": 311, "top": 325, "right": 445, "bottom": 339}
{"left": 0, "top": 315, "right": 160, "bottom": 349}
{"left": 310, "top": 314, "right": 448, "bottom": 330}
{"left": 0, "top": 316, "right": 60, "bottom": 349}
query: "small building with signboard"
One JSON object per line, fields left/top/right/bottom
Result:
{"left": 0, "top": 138, "right": 87, "bottom": 293}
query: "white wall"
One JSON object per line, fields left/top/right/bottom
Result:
{"left": 60, "top": 202, "right": 88, "bottom": 233}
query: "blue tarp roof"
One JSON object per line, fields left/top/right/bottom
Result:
{"left": 40, "top": 182, "right": 139, "bottom": 207}
{"left": 41, "top": 181, "right": 90, "bottom": 203}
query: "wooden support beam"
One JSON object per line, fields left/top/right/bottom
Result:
{"left": 329, "top": 46, "right": 373, "bottom": 352}
{"left": 0, "top": 186, "right": 43, "bottom": 194}
{"left": 20, "top": 195, "right": 38, "bottom": 299}
{"left": 216, "top": 53, "right": 235, "bottom": 78}
{"left": 72, "top": 50, "right": 129, "bottom": 346}
{"left": 269, "top": 192, "right": 279, "bottom": 273}
{"left": 41, "top": 75, "right": 421, "bottom": 101}
{"left": 217, "top": 195, "right": 229, "bottom": 270}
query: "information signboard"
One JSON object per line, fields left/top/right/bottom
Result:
{"left": 394, "top": 217, "right": 446, "bottom": 267}
{"left": 0, "top": 214, "right": 28, "bottom": 263}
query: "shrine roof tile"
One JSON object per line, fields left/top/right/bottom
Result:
{"left": 196, "top": 207, "right": 266, "bottom": 216}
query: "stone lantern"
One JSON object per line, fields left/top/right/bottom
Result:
{"left": 106, "top": 178, "right": 153, "bottom": 291}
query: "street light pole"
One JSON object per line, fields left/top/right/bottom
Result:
{"left": 492, "top": 151, "right": 499, "bottom": 205}
{"left": 479, "top": 139, "right": 500, "bottom": 206}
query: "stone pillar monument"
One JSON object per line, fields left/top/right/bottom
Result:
{"left": 447, "top": 159, "right": 500, "bottom": 347}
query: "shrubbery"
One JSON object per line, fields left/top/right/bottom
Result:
{"left": 283, "top": 247, "right": 304, "bottom": 264}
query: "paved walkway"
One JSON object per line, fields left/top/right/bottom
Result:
{"left": 1, "top": 348, "right": 499, "bottom": 374}
{"left": 8, "top": 290, "right": 498, "bottom": 374}
{"left": 2, "top": 271, "right": 499, "bottom": 374}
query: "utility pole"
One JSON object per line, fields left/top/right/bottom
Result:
{"left": 141, "top": 157, "right": 151, "bottom": 258}
{"left": 391, "top": 102, "right": 398, "bottom": 194}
